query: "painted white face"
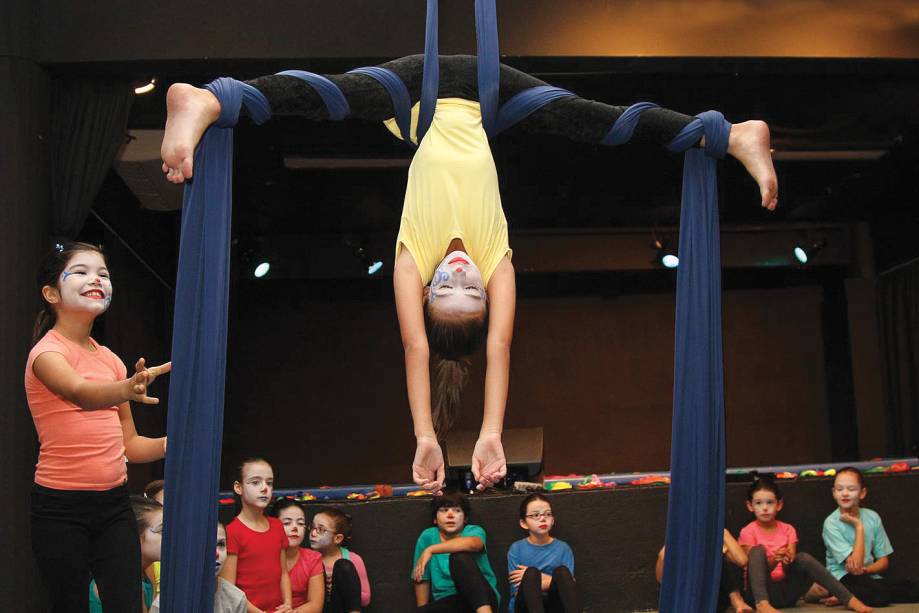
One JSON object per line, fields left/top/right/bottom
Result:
{"left": 56, "top": 251, "right": 113, "bottom": 315}
{"left": 434, "top": 505, "right": 466, "bottom": 536}
{"left": 520, "top": 500, "right": 555, "bottom": 537}
{"left": 215, "top": 524, "right": 228, "bottom": 576}
{"left": 832, "top": 472, "right": 866, "bottom": 512}
{"left": 234, "top": 462, "right": 274, "bottom": 510}
{"left": 140, "top": 509, "right": 164, "bottom": 565}
{"left": 308, "top": 513, "right": 338, "bottom": 551}
{"left": 428, "top": 251, "right": 487, "bottom": 317}
{"left": 279, "top": 505, "right": 307, "bottom": 548}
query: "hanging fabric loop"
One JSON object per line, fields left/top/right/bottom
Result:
{"left": 349, "top": 67, "right": 414, "bottom": 146}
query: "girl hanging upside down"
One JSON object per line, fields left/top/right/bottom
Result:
{"left": 161, "top": 55, "right": 778, "bottom": 493}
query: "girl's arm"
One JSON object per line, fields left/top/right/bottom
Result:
{"left": 864, "top": 556, "right": 889, "bottom": 575}
{"left": 295, "top": 573, "right": 324, "bottom": 613}
{"left": 394, "top": 249, "right": 445, "bottom": 490}
{"left": 414, "top": 581, "right": 431, "bottom": 607}
{"left": 841, "top": 514, "right": 866, "bottom": 575}
{"left": 118, "top": 403, "right": 166, "bottom": 463}
{"left": 427, "top": 536, "right": 484, "bottom": 556}
{"left": 293, "top": 574, "right": 325, "bottom": 613}
{"left": 280, "top": 550, "right": 293, "bottom": 608}
{"left": 722, "top": 530, "right": 748, "bottom": 568}
{"left": 351, "top": 553, "right": 372, "bottom": 606}
{"left": 473, "top": 257, "right": 515, "bottom": 488}
{"left": 221, "top": 554, "right": 264, "bottom": 613}
{"left": 655, "top": 546, "right": 666, "bottom": 583}
{"left": 32, "top": 352, "right": 169, "bottom": 410}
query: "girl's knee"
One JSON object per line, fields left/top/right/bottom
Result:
{"left": 448, "top": 551, "right": 476, "bottom": 573}
{"left": 332, "top": 558, "right": 358, "bottom": 578}
{"left": 522, "top": 566, "right": 542, "bottom": 582}
{"left": 794, "top": 552, "right": 816, "bottom": 565}
{"left": 551, "top": 566, "right": 573, "bottom": 581}
{"left": 748, "top": 545, "right": 767, "bottom": 560}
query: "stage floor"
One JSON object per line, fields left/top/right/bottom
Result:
{"left": 642, "top": 605, "right": 919, "bottom": 612}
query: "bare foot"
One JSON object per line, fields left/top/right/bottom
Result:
{"left": 824, "top": 596, "right": 840, "bottom": 606}
{"left": 846, "top": 596, "right": 872, "bottom": 613}
{"left": 729, "top": 591, "right": 753, "bottom": 613}
{"left": 726, "top": 120, "right": 779, "bottom": 211}
{"left": 755, "top": 601, "right": 782, "bottom": 613}
{"left": 160, "top": 83, "right": 222, "bottom": 184}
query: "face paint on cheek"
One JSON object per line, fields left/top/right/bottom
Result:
{"left": 312, "top": 531, "right": 334, "bottom": 548}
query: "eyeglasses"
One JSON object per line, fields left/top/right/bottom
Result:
{"left": 309, "top": 524, "right": 334, "bottom": 536}
{"left": 525, "top": 511, "right": 553, "bottom": 521}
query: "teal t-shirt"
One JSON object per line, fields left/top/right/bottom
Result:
{"left": 89, "top": 577, "right": 154, "bottom": 612}
{"left": 822, "top": 507, "right": 894, "bottom": 580}
{"left": 411, "top": 524, "right": 500, "bottom": 605}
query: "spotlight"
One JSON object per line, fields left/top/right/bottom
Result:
{"left": 134, "top": 78, "right": 157, "bottom": 95}
{"left": 367, "top": 260, "right": 383, "bottom": 275}
{"left": 253, "top": 262, "right": 271, "bottom": 278}
{"left": 792, "top": 239, "right": 826, "bottom": 265}
{"left": 654, "top": 238, "right": 679, "bottom": 269}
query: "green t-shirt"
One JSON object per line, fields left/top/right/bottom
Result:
{"left": 89, "top": 577, "right": 154, "bottom": 612}
{"left": 411, "top": 524, "right": 500, "bottom": 605}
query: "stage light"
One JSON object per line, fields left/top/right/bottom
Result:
{"left": 793, "top": 240, "right": 826, "bottom": 265}
{"left": 253, "top": 262, "right": 271, "bottom": 278}
{"left": 367, "top": 260, "right": 383, "bottom": 275}
{"left": 653, "top": 238, "right": 679, "bottom": 268}
{"left": 134, "top": 78, "right": 157, "bottom": 95}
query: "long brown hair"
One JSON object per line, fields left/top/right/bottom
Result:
{"left": 424, "top": 305, "right": 487, "bottom": 437}
{"left": 33, "top": 241, "right": 106, "bottom": 345}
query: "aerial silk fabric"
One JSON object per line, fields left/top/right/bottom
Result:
{"left": 161, "top": 2, "right": 728, "bottom": 610}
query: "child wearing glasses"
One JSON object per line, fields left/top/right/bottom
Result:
{"left": 308, "top": 507, "right": 371, "bottom": 612}
{"left": 507, "top": 494, "right": 578, "bottom": 613}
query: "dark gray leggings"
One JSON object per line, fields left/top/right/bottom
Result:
{"left": 746, "top": 546, "right": 853, "bottom": 607}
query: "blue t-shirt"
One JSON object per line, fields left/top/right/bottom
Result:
{"left": 412, "top": 524, "right": 500, "bottom": 605}
{"left": 822, "top": 507, "right": 894, "bottom": 580}
{"left": 507, "top": 537, "right": 575, "bottom": 611}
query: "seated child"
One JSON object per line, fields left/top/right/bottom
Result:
{"left": 657, "top": 529, "right": 751, "bottom": 613}
{"left": 272, "top": 499, "right": 324, "bottom": 613}
{"left": 823, "top": 466, "right": 919, "bottom": 607}
{"left": 309, "top": 507, "right": 371, "bottom": 613}
{"left": 150, "top": 521, "right": 248, "bottom": 613}
{"left": 739, "top": 477, "right": 871, "bottom": 613}
{"left": 412, "top": 491, "right": 500, "bottom": 612}
{"left": 507, "top": 493, "right": 578, "bottom": 613}
{"left": 90, "top": 496, "right": 161, "bottom": 612}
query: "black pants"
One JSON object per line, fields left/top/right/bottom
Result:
{"left": 840, "top": 573, "right": 919, "bottom": 607}
{"left": 417, "top": 553, "right": 498, "bottom": 612}
{"left": 746, "top": 546, "right": 853, "bottom": 608}
{"left": 248, "top": 55, "right": 695, "bottom": 149}
{"left": 30, "top": 483, "right": 141, "bottom": 613}
{"left": 514, "top": 566, "right": 578, "bottom": 613}
{"left": 324, "top": 558, "right": 363, "bottom": 613}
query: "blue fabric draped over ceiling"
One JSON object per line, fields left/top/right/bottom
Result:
{"left": 161, "top": 2, "right": 727, "bottom": 610}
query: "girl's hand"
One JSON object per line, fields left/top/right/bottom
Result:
{"left": 273, "top": 606, "right": 293, "bottom": 613}
{"left": 412, "top": 436, "right": 445, "bottom": 494}
{"left": 413, "top": 548, "right": 433, "bottom": 582}
{"left": 839, "top": 511, "right": 862, "bottom": 528}
{"left": 508, "top": 565, "right": 528, "bottom": 586}
{"left": 471, "top": 432, "right": 506, "bottom": 490}
{"left": 845, "top": 554, "right": 865, "bottom": 575}
{"left": 126, "top": 358, "right": 172, "bottom": 404}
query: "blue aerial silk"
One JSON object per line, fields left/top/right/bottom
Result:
{"left": 162, "top": 2, "right": 727, "bottom": 610}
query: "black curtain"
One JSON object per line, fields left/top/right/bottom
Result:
{"left": 50, "top": 78, "right": 133, "bottom": 239}
{"left": 879, "top": 260, "right": 919, "bottom": 456}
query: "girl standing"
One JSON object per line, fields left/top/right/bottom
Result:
{"left": 27, "top": 242, "right": 169, "bottom": 612}
{"left": 222, "top": 458, "right": 293, "bottom": 613}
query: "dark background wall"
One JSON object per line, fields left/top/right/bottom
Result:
{"left": 223, "top": 282, "right": 838, "bottom": 488}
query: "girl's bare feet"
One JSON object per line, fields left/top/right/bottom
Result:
{"left": 755, "top": 601, "right": 782, "bottom": 613}
{"left": 729, "top": 590, "right": 753, "bottom": 613}
{"left": 847, "top": 596, "right": 872, "bottom": 613}
{"left": 160, "top": 83, "right": 222, "bottom": 184}
{"left": 726, "top": 120, "right": 779, "bottom": 211}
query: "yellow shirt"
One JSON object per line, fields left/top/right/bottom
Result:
{"left": 385, "top": 98, "right": 512, "bottom": 286}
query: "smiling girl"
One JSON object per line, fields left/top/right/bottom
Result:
{"left": 223, "top": 458, "right": 293, "bottom": 613}
{"left": 26, "top": 242, "right": 170, "bottom": 611}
